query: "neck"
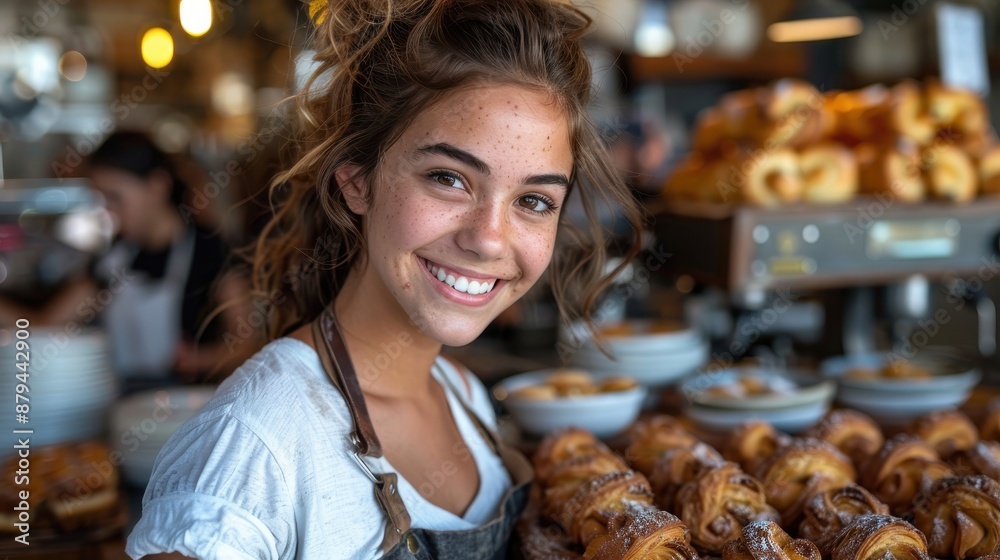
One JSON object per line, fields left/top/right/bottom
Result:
{"left": 334, "top": 264, "right": 442, "bottom": 400}
{"left": 140, "top": 209, "right": 184, "bottom": 250}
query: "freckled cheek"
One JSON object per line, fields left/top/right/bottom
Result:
{"left": 515, "top": 227, "right": 558, "bottom": 280}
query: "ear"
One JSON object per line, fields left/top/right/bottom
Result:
{"left": 336, "top": 165, "right": 370, "bottom": 215}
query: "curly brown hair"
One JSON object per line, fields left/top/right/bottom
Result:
{"left": 251, "top": 0, "right": 643, "bottom": 340}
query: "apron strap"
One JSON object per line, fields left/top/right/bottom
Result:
{"left": 311, "top": 307, "right": 412, "bottom": 552}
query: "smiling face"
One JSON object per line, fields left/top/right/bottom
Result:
{"left": 340, "top": 83, "right": 574, "bottom": 347}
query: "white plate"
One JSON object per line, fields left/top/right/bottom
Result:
{"left": 495, "top": 370, "right": 647, "bottom": 438}
{"left": 684, "top": 399, "right": 830, "bottom": 434}
{"left": 681, "top": 368, "right": 836, "bottom": 410}
{"left": 821, "top": 351, "right": 981, "bottom": 393}
{"left": 571, "top": 343, "right": 708, "bottom": 387}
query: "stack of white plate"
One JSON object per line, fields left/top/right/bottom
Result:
{"left": 0, "top": 328, "right": 118, "bottom": 452}
{"left": 111, "top": 386, "right": 217, "bottom": 486}
{"left": 566, "top": 320, "right": 709, "bottom": 388}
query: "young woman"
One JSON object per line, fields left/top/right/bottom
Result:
{"left": 127, "top": 0, "right": 642, "bottom": 558}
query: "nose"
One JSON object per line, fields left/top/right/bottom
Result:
{"left": 455, "top": 199, "right": 509, "bottom": 261}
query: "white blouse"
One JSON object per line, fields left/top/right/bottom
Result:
{"left": 126, "top": 338, "right": 512, "bottom": 559}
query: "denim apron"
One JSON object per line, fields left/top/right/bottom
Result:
{"left": 311, "top": 306, "right": 533, "bottom": 559}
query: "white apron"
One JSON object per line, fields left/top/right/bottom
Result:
{"left": 97, "top": 228, "right": 195, "bottom": 378}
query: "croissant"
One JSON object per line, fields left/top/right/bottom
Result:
{"left": 983, "top": 402, "right": 1000, "bottom": 442}
{"left": 862, "top": 434, "right": 955, "bottom": 516}
{"left": 756, "top": 438, "right": 857, "bottom": 528}
{"left": 724, "top": 421, "right": 792, "bottom": 477}
{"left": 558, "top": 469, "right": 655, "bottom": 546}
{"left": 953, "top": 441, "right": 1000, "bottom": 481}
{"left": 890, "top": 80, "right": 937, "bottom": 146}
{"left": 913, "top": 475, "right": 1000, "bottom": 559}
{"left": 722, "top": 520, "right": 821, "bottom": 560}
{"left": 756, "top": 79, "right": 825, "bottom": 149}
{"left": 673, "top": 462, "right": 781, "bottom": 555}
{"left": 543, "top": 452, "right": 631, "bottom": 521}
{"left": 797, "top": 484, "right": 890, "bottom": 557}
{"left": 803, "top": 410, "right": 884, "bottom": 470}
{"left": 857, "top": 141, "right": 926, "bottom": 203}
{"left": 829, "top": 514, "right": 931, "bottom": 560}
{"left": 648, "top": 442, "right": 725, "bottom": 511}
{"left": 910, "top": 410, "right": 980, "bottom": 460}
{"left": 799, "top": 143, "right": 858, "bottom": 204}
{"left": 923, "top": 143, "right": 978, "bottom": 203}
{"left": 534, "top": 427, "right": 605, "bottom": 482}
{"left": 624, "top": 415, "right": 699, "bottom": 476}
{"left": 738, "top": 148, "right": 803, "bottom": 206}
{"left": 583, "top": 502, "right": 700, "bottom": 560}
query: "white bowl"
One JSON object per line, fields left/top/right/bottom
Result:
{"left": 820, "top": 350, "right": 980, "bottom": 425}
{"left": 581, "top": 321, "right": 702, "bottom": 355}
{"left": 570, "top": 342, "right": 709, "bottom": 388}
{"left": 681, "top": 368, "right": 836, "bottom": 410}
{"left": 495, "top": 370, "right": 647, "bottom": 438}
{"left": 684, "top": 399, "right": 830, "bottom": 434}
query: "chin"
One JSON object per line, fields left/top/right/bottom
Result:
{"left": 409, "top": 311, "right": 490, "bottom": 347}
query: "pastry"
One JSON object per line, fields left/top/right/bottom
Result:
{"left": 828, "top": 514, "right": 931, "bottom": 560}
{"left": 756, "top": 79, "right": 825, "bottom": 149}
{"left": 738, "top": 148, "right": 803, "bottom": 206}
{"left": 824, "top": 85, "right": 892, "bottom": 146}
{"left": 922, "top": 143, "right": 978, "bottom": 203}
{"left": 534, "top": 427, "right": 606, "bottom": 482}
{"left": 755, "top": 438, "right": 857, "bottom": 528}
{"left": 624, "top": 415, "right": 699, "bottom": 476}
{"left": 857, "top": 140, "right": 926, "bottom": 203}
{"left": 862, "top": 434, "right": 955, "bottom": 516}
{"left": 909, "top": 410, "right": 979, "bottom": 459}
{"left": 803, "top": 410, "right": 884, "bottom": 470}
{"left": 982, "top": 402, "right": 1000, "bottom": 442}
{"left": 583, "top": 502, "right": 700, "bottom": 560}
{"left": 543, "top": 452, "right": 632, "bottom": 521}
{"left": 952, "top": 441, "right": 1000, "bottom": 480}
{"left": 890, "top": 80, "right": 937, "bottom": 146}
{"left": 980, "top": 145, "right": 1000, "bottom": 196}
{"left": 926, "top": 81, "right": 990, "bottom": 153}
{"left": 797, "top": 484, "right": 889, "bottom": 557}
{"left": 648, "top": 442, "right": 725, "bottom": 511}
{"left": 913, "top": 475, "right": 1000, "bottom": 559}
{"left": 798, "top": 143, "right": 858, "bottom": 204}
{"left": 673, "top": 462, "right": 781, "bottom": 555}
{"left": 722, "top": 520, "right": 821, "bottom": 560}
{"left": 724, "top": 421, "right": 792, "bottom": 477}
{"left": 557, "top": 469, "right": 655, "bottom": 546}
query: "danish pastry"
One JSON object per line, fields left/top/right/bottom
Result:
{"left": 648, "top": 442, "right": 725, "bottom": 511}
{"left": 722, "top": 520, "right": 821, "bottom": 560}
{"left": 857, "top": 140, "right": 926, "bottom": 203}
{"left": 862, "top": 434, "right": 955, "bottom": 516}
{"left": 583, "top": 502, "right": 700, "bottom": 560}
{"left": 557, "top": 470, "right": 655, "bottom": 546}
{"left": 909, "top": 410, "right": 980, "bottom": 459}
{"left": 828, "top": 514, "right": 931, "bottom": 560}
{"left": 803, "top": 410, "right": 884, "bottom": 470}
{"left": 913, "top": 475, "right": 1000, "bottom": 559}
{"left": 624, "top": 415, "right": 699, "bottom": 476}
{"left": 797, "top": 484, "right": 889, "bottom": 557}
{"left": 756, "top": 438, "right": 857, "bottom": 528}
{"left": 922, "top": 143, "right": 978, "bottom": 203}
{"left": 798, "top": 143, "right": 858, "bottom": 204}
{"left": 890, "top": 81, "right": 937, "bottom": 146}
{"left": 724, "top": 421, "right": 792, "bottom": 478}
{"left": 738, "top": 148, "right": 803, "bottom": 206}
{"left": 952, "top": 441, "right": 1000, "bottom": 480}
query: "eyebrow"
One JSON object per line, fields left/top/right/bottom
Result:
{"left": 415, "top": 142, "right": 570, "bottom": 189}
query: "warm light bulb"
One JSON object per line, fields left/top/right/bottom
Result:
{"left": 767, "top": 16, "right": 862, "bottom": 42}
{"left": 141, "top": 28, "right": 174, "bottom": 69}
{"left": 180, "top": 0, "right": 213, "bottom": 38}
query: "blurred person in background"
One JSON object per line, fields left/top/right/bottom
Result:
{"left": 0, "top": 132, "right": 258, "bottom": 385}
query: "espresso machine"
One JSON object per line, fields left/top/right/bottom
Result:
{"left": 654, "top": 197, "right": 1000, "bottom": 375}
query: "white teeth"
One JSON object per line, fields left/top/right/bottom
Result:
{"left": 454, "top": 277, "right": 469, "bottom": 293}
{"left": 445, "top": 275, "right": 456, "bottom": 287}
{"left": 437, "top": 268, "right": 447, "bottom": 282}
{"left": 425, "top": 259, "right": 497, "bottom": 295}
{"left": 469, "top": 281, "right": 481, "bottom": 294}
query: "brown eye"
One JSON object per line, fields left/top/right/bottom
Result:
{"left": 437, "top": 174, "right": 457, "bottom": 187}
{"left": 518, "top": 196, "right": 539, "bottom": 210}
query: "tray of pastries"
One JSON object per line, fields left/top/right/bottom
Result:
{"left": 517, "top": 404, "right": 1000, "bottom": 560}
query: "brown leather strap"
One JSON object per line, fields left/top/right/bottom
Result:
{"left": 312, "top": 305, "right": 382, "bottom": 457}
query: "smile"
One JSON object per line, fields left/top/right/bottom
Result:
{"left": 421, "top": 258, "right": 498, "bottom": 295}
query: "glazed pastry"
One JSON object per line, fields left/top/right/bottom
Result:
{"left": 738, "top": 148, "right": 803, "bottom": 206}
{"left": 797, "top": 484, "right": 889, "bottom": 557}
{"left": 673, "top": 462, "right": 781, "bottom": 555}
{"left": 543, "top": 452, "right": 631, "bottom": 521}
{"left": 922, "top": 143, "right": 978, "bottom": 203}
{"left": 862, "top": 434, "right": 955, "bottom": 516}
{"left": 857, "top": 140, "right": 926, "bottom": 203}
{"left": 798, "top": 143, "right": 858, "bottom": 204}
{"left": 756, "top": 438, "right": 857, "bottom": 528}
{"left": 648, "top": 442, "right": 725, "bottom": 511}
{"left": 926, "top": 81, "right": 990, "bottom": 153}
{"left": 663, "top": 154, "right": 729, "bottom": 203}
{"left": 558, "top": 469, "right": 655, "bottom": 546}
{"left": 584, "top": 502, "right": 700, "bottom": 560}
{"left": 953, "top": 441, "right": 1000, "bottom": 480}
{"left": 828, "top": 514, "right": 931, "bottom": 560}
{"left": 534, "top": 427, "right": 605, "bottom": 482}
{"left": 724, "top": 421, "right": 792, "bottom": 477}
{"left": 803, "top": 410, "right": 884, "bottom": 469}
{"left": 824, "top": 85, "right": 892, "bottom": 145}
{"left": 756, "top": 79, "right": 825, "bottom": 149}
{"left": 909, "top": 410, "right": 979, "bottom": 459}
{"left": 624, "top": 415, "right": 699, "bottom": 476}
{"left": 890, "top": 80, "right": 937, "bottom": 146}
{"left": 722, "top": 520, "right": 821, "bottom": 560}
{"left": 913, "top": 475, "right": 1000, "bottom": 559}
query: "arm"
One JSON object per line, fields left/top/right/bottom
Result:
{"left": 0, "top": 276, "right": 98, "bottom": 327}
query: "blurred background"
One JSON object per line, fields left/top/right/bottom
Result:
{"left": 1, "top": 0, "right": 999, "bottom": 556}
